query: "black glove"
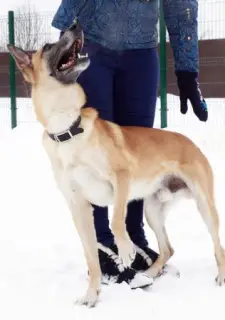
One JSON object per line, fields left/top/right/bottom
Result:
{"left": 176, "top": 71, "right": 208, "bottom": 122}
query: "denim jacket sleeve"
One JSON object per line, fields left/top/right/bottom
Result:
{"left": 163, "top": 0, "right": 199, "bottom": 73}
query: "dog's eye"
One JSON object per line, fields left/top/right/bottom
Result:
{"left": 43, "top": 43, "right": 53, "bottom": 52}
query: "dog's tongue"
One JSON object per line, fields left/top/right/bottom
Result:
{"left": 60, "top": 57, "right": 75, "bottom": 70}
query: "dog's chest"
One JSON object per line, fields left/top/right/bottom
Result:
{"left": 59, "top": 145, "right": 114, "bottom": 206}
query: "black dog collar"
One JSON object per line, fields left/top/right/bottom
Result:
{"left": 48, "top": 115, "right": 84, "bottom": 142}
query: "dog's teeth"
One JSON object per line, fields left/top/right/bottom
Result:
{"left": 77, "top": 53, "right": 88, "bottom": 59}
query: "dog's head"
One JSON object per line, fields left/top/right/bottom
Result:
{"left": 7, "top": 21, "right": 90, "bottom": 85}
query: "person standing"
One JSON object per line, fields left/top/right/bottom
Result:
{"left": 52, "top": 0, "right": 208, "bottom": 289}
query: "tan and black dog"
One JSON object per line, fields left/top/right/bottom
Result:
{"left": 7, "top": 22, "right": 225, "bottom": 307}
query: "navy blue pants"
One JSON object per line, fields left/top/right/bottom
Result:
{"left": 78, "top": 42, "right": 159, "bottom": 247}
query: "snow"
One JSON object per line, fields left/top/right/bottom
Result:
{"left": 0, "top": 97, "right": 225, "bottom": 319}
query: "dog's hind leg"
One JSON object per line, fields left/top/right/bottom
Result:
{"left": 143, "top": 193, "right": 174, "bottom": 278}
{"left": 197, "top": 193, "right": 225, "bottom": 285}
{"left": 183, "top": 163, "right": 225, "bottom": 286}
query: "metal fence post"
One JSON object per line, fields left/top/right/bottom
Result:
{"left": 159, "top": 0, "right": 167, "bottom": 128}
{"left": 8, "top": 10, "right": 17, "bottom": 129}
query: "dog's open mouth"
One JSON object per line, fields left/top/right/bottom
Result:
{"left": 57, "top": 39, "right": 88, "bottom": 72}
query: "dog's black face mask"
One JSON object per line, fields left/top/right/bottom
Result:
{"left": 43, "top": 22, "right": 90, "bottom": 84}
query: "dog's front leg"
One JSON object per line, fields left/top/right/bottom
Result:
{"left": 111, "top": 170, "right": 136, "bottom": 267}
{"left": 43, "top": 143, "right": 101, "bottom": 307}
{"left": 71, "top": 195, "right": 101, "bottom": 307}
{"left": 60, "top": 176, "right": 101, "bottom": 307}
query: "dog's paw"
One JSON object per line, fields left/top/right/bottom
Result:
{"left": 146, "top": 264, "right": 161, "bottom": 278}
{"left": 215, "top": 275, "right": 225, "bottom": 286}
{"left": 215, "top": 273, "right": 225, "bottom": 286}
{"left": 117, "top": 239, "right": 136, "bottom": 268}
{"left": 215, "top": 265, "right": 225, "bottom": 286}
{"left": 157, "top": 264, "right": 181, "bottom": 278}
{"left": 75, "top": 288, "right": 100, "bottom": 308}
{"left": 146, "top": 262, "right": 180, "bottom": 279}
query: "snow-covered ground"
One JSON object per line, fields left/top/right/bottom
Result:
{"left": 0, "top": 96, "right": 225, "bottom": 319}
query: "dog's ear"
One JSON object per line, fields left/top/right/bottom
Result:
{"left": 7, "top": 45, "right": 34, "bottom": 83}
{"left": 7, "top": 45, "right": 32, "bottom": 69}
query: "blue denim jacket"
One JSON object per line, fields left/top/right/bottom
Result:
{"left": 51, "top": 0, "right": 199, "bottom": 72}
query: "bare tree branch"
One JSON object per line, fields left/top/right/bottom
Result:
{"left": 14, "top": 0, "right": 50, "bottom": 51}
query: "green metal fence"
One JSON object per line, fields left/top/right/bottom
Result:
{"left": 0, "top": 1, "right": 225, "bottom": 131}
{"left": 8, "top": 11, "right": 16, "bottom": 129}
